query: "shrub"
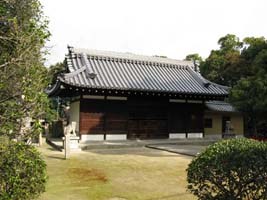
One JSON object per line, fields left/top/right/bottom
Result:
{"left": 187, "top": 138, "right": 267, "bottom": 200}
{"left": 0, "top": 139, "right": 47, "bottom": 200}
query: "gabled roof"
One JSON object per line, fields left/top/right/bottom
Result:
{"left": 205, "top": 101, "right": 238, "bottom": 113}
{"left": 47, "top": 46, "right": 229, "bottom": 98}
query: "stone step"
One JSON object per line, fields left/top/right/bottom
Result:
{"left": 47, "top": 137, "right": 220, "bottom": 151}
{"left": 80, "top": 138, "right": 219, "bottom": 150}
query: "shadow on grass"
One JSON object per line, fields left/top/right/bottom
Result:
{"left": 46, "top": 147, "right": 62, "bottom": 152}
{"left": 83, "top": 148, "right": 184, "bottom": 158}
{"left": 46, "top": 155, "right": 65, "bottom": 160}
{"left": 46, "top": 140, "right": 63, "bottom": 152}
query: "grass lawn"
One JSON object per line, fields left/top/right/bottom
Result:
{"left": 38, "top": 143, "right": 196, "bottom": 200}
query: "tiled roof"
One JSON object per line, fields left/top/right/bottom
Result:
{"left": 53, "top": 47, "right": 229, "bottom": 96}
{"left": 72, "top": 48, "right": 195, "bottom": 68}
{"left": 205, "top": 101, "right": 237, "bottom": 112}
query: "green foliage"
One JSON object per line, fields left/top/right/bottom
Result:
{"left": 198, "top": 34, "right": 267, "bottom": 135}
{"left": 187, "top": 138, "right": 267, "bottom": 200}
{"left": 0, "top": 0, "right": 51, "bottom": 140}
{"left": 218, "top": 34, "right": 243, "bottom": 52}
{"left": 44, "top": 62, "right": 66, "bottom": 122}
{"left": 185, "top": 53, "right": 203, "bottom": 62}
{"left": 229, "top": 37, "right": 267, "bottom": 135}
{"left": 47, "top": 62, "right": 65, "bottom": 84}
{"left": 230, "top": 78, "right": 267, "bottom": 135}
{"left": 242, "top": 37, "right": 267, "bottom": 63}
{"left": 200, "top": 34, "right": 243, "bottom": 86}
{"left": 0, "top": 139, "right": 47, "bottom": 200}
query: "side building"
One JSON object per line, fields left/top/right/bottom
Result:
{"left": 204, "top": 101, "right": 244, "bottom": 139}
{"left": 46, "top": 46, "right": 243, "bottom": 142}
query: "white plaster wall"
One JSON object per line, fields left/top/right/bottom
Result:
{"left": 106, "top": 96, "right": 127, "bottom": 100}
{"left": 204, "top": 134, "right": 222, "bottom": 139}
{"left": 187, "top": 100, "right": 202, "bottom": 104}
{"left": 70, "top": 101, "right": 80, "bottom": 133}
{"left": 106, "top": 134, "right": 127, "bottom": 140}
{"left": 187, "top": 133, "right": 203, "bottom": 138}
{"left": 169, "top": 133, "right": 186, "bottom": 139}
{"left": 169, "top": 99, "right": 186, "bottom": 103}
{"left": 81, "top": 134, "right": 104, "bottom": 141}
{"left": 83, "top": 95, "right": 105, "bottom": 99}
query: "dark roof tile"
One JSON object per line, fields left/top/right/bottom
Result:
{"left": 205, "top": 101, "right": 238, "bottom": 112}
{"left": 53, "top": 47, "right": 229, "bottom": 96}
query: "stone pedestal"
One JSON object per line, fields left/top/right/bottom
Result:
{"left": 63, "top": 134, "right": 70, "bottom": 159}
{"left": 63, "top": 135, "right": 81, "bottom": 154}
{"left": 69, "top": 136, "right": 80, "bottom": 150}
{"left": 39, "top": 133, "right": 42, "bottom": 146}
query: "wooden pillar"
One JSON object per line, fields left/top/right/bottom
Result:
{"left": 103, "top": 96, "right": 107, "bottom": 140}
{"left": 202, "top": 101, "right": 205, "bottom": 138}
{"left": 185, "top": 99, "right": 188, "bottom": 138}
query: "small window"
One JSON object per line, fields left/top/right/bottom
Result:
{"left": 204, "top": 118, "right": 213, "bottom": 128}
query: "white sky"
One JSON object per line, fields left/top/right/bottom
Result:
{"left": 40, "top": 0, "right": 267, "bottom": 66}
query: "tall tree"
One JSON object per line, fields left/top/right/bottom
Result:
{"left": 218, "top": 34, "right": 243, "bottom": 52}
{"left": 0, "top": 0, "right": 50, "bottom": 140}
{"left": 200, "top": 34, "right": 243, "bottom": 86}
{"left": 198, "top": 34, "right": 267, "bottom": 135}
{"left": 230, "top": 37, "right": 267, "bottom": 135}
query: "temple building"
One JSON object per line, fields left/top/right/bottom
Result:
{"left": 46, "top": 46, "right": 243, "bottom": 142}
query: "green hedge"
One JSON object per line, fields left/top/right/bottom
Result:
{"left": 0, "top": 139, "right": 47, "bottom": 200}
{"left": 187, "top": 138, "right": 267, "bottom": 200}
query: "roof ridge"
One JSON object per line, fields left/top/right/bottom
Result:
{"left": 186, "top": 66, "right": 210, "bottom": 88}
{"left": 70, "top": 47, "right": 194, "bottom": 68}
{"left": 205, "top": 101, "right": 237, "bottom": 113}
{"left": 206, "top": 79, "right": 230, "bottom": 91}
{"left": 206, "top": 101, "right": 231, "bottom": 105}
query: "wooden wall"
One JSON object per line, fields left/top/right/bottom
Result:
{"left": 79, "top": 97, "right": 204, "bottom": 139}
{"left": 169, "top": 102, "right": 204, "bottom": 133}
{"left": 128, "top": 97, "right": 168, "bottom": 139}
{"left": 80, "top": 99, "right": 128, "bottom": 136}
{"left": 80, "top": 99, "right": 105, "bottom": 134}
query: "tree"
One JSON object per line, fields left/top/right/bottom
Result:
{"left": 230, "top": 37, "right": 267, "bottom": 135}
{"left": 242, "top": 37, "right": 267, "bottom": 64}
{"left": 200, "top": 34, "right": 243, "bottom": 86}
{"left": 0, "top": 0, "right": 49, "bottom": 198}
{"left": 47, "top": 62, "right": 65, "bottom": 84}
{"left": 218, "top": 34, "right": 243, "bottom": 52}
{"left": 192, "top": 34, "right": 267, "bottom": 135}
{"left": 0, "top": 0, "right": 50, "bottom": 141}
{"left": 185, "top": 53, "right": 203, "bottom": 63}
{"left": 202, "top": 35, "right": 267, "bottom": 135}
